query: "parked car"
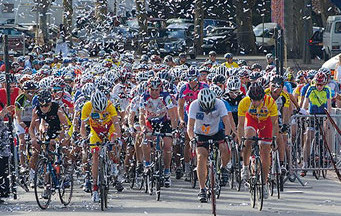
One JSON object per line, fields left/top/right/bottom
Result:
{"left": 158, "top": 23, "right": 196, "bottom": 59}
{"left": 253, "top": 22, "right": 279, "bottom": 52}
{"left": 309, "top": 27, "right": 324, "bottom": 59}
{"left": 0, "top": 24, "right": 33, "bottom": 55}
{"left": 323, "top": 15, "right": 341, "bottom": 60}
{"left": 201, "top": 26, "right": 237, "bottom": 54}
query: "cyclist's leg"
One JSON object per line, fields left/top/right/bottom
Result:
{"left": 303, "top": 118, "right": 314, "bottom": 169}
{"left": 258, "top": 118, "right": 273, "bottom": 182}
{"left": 89, "top": 131, "right": 101, "bottom": 187}
{"left": 196, "top": 146, "right": 209, "bottom": 190}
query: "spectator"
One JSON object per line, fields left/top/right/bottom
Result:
{"left": 334, "top": 55, "right": 341, "bottom": 83}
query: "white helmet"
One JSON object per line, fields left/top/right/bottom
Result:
{"left": 137, "top": 81, "right": 148, "bottom": 95}
{"left": 216, "top": 65, "right": 229, "bottom": 77}
{"left": 39, "top": 77, "right": 53, "bottom": 89}
{"left": 226, "top": 76, "right": 241, "bottom": 91}
{"left": 91, "top": 90, "right": 108, "bottom": 112}
{"left": 81, "top": 83, "right": 95, "bottom": 98}
{"left": 198, "top": 88, "right": 216, "bottom": 112}
{"left": 209, "top": 84, "right": 224, "bottom": 98}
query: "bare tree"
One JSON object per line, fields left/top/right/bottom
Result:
{"left": 302, "top": 0, "right": 312, "bottom": 63}
{"left": 233, "top": 0, "right": 257, "bottom": 54}
{"left": 135, "top": 0, "right": 148, "bottom": 54}
{"left": 194, "top": 0, "right": 204, "bottom": 55}
{"left": 95, "top": 0, "right": 108, "bottom": 22}
{"left": 63, "top": 0, "right": 73, "bottom": 46}
{"left": 313, "top": 0, "right": 339, "bottom": 27}
{"left": 35, "top": 0, "right": 51, "bottom": 47}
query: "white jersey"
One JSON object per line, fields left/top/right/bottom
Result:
{"left": 188, "top": 99, "right": 228, "bottom": 136}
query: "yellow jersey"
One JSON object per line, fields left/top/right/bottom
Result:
{"left": 81, "top": 101, "right": 118, "bottom": 130}
{"left": 238, "top": 95, "right": 278, "bottom": 121}
{"left": 222, "top": 62, "right": 239, "bottom": 68}
{"left": 264, "top": 88, "right": 290, "bottom": 109}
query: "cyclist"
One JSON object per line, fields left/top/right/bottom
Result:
{"left": 28, "top": 90, "right": 70, "bottom": 187}
{"left": 187, "top": 88, "right": 232, "bottom": 202}
{"left": 222, "top": 53, "right": 239, "bottom": 68}
{"left": 237, "top": 82, "right": 279, "bottom": 199}
{"left": 14, "top": 80, "right": 39, "bottom": 172}
{"left": 301, "top": 72, "right": 331, "bottom": 177}
{"left": 80, "top": 90, "right": 122, "bottom": 202}
{"left": 178, "top": 67, "right": 209, "bottom": 180}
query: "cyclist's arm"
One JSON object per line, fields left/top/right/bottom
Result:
{"left": 187, "top": 117, "right": 195, "bottom": 140}
{"left": 289, "top": 93, "right": 300, "bottom": 110}
{"left": 112, "top": 115, "right": 122, "bottom": 138}
{"left": 302, "top": 97, "right": 309, "bottom": 111}
{"left": 237, "top": 116, "right": 245, "bottom": 142}
{"left": 327, "top": 98, "right": 331, "bottom": 113}
{"left": 139, "top": 108, "right": 147, "bottom": 132}
{"left": 57, "top": 108, "right": 70, "bottom": 134}
{"left": 167, "top": 106, "right": 178, "bottom": 130}
{"left": 178, "top": 98, "right": 185, "bottom": 124}
{"left": 15, "top": 108, "right": 26, "bottom": 129}
{"left": 128, "top": 110, "right": 136, "bottom": 130}
{"left": 271, "top": 115, "right": 279, "bottom": 136}
{"left": 227, "top": 112, "right": 237, "bottom": 135}
{"left": 80, "top": 120, "right": 87, "bottom": 139}
{"left": 29, "top": 107, "right": 39, "bottom": 140}
{"left": 222, "top": 115, "right": 231, "bottom": 135}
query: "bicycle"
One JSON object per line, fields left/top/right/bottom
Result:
{"left": 34, "top": 136, "right": 73, "bottom": 210}
{"left": 143, "top": 131, "right": 172, "bottom": 201}
{"left": 196, "top": 138, "right": 224, "bottom": 216}
{"left": 172, "top": 128, "right": 185, "bottom": 180}
{"left": 241, "top": 135, "right": 275, "bottom": 211}
{"left": 227, "top": 137, "right": 242, "bottom": 191}
{"left": 268, "top": 136, "right": 280, "bottom": 199}
{"left": 190, "top": 140, "right": 198, "bottom": 189}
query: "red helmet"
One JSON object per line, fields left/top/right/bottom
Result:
{"left": 314, "top": 72, "right": 327, "bottom": 84}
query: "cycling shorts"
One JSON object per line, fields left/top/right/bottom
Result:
{"left": 196, "top": 130, "right": 225, "bottom": 150}
{"left": 245, "top": 113, "right": 272, "bottom": 143}
{"left": 146, "top": 119, "right": 172, "bottom": 134}
{"left": 89, "top": 123, "right": 115, "bottom": 149}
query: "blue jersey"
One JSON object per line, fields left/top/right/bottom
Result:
{"left": 284, "top": 81, "right": 293, "bottom": 94}
{"left": 219, "top": 99, "right": 231, "bottom": 130}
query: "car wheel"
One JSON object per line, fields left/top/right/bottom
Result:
{"left": 323, "top": 50, "right": 329, "bottom": 61}
{"left": 190, "top": 54, "right": 196, "bottom": 59}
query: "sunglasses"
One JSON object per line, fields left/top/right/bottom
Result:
{"left": 316, "top": 84, "right": 324, "bottom": 87}
{"left": 40, "top": 103, "right": 50, "bottom": 108}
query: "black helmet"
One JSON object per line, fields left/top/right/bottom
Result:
{"left": 270, "top": 75, "right": 284, "bottom": 88}
{"left": 37, "top": 90, "right": 52, "bottom": 105}
{"left": 251, "top": 63, "right": 262, "bottom": 71}
{"left": 22, "top": 80, "right": 39, "bottom": 91}
{"left": 212, "top": 74, "right": 226, "bottom": 85}
{"left": 248, "top": 82, "right": 265, "bottom": 101}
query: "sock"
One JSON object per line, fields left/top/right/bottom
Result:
{"left": 164, "top": 168, "right": 170, "bottom": 175}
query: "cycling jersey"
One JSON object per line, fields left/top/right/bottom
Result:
{"left": 15, "top": 94, "right": 34, "bottom": 122}
{"left": 223, "top": 92, "right": 244, "bottom": 124}
{"left": 293, "top": 83, "right": 305, "bottom": 105}
{"left": 221, "top": 62, "right": 239, "bottom": 68}
{"left": 36, "top": 102, "right": 61, "bottom": 139}
{"left": 188, "top": 99, "right": 228, "bottom": 136}
{"left": 327, "top": 80, "right": 340, "bottom": 98}
{"left": 178, "top": 82, "right": 209, "bottom": 113}
{"left": 264, "top": 88, "right": 290, "bottom": 115}
{"left": 81, "top": 101, "right": 118, "bottom": 145}
{"left": 140, "top": 91, "right": 175, "bottom": 120}
{"left": 305, "top": 85, "right": 331, "bottom": 114}
{"left": 111, "top": 83, "right": 135, "bottom": 112}
{"left": 283, "top": 81, "right": 293, "bottom": 94}
{"left": 238, "top": 95, "right": 278, "bottom": 121}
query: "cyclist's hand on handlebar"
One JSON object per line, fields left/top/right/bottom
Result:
{"left": 189, "top": 137, "right": 197, "bottom": 149}
{"left": 179, "top": 120, "right": 186, "bottom": 129}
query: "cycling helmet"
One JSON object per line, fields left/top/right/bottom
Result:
{"left": 296, "top": 70, "right": 306, "bottom": 82}
{"left": 179, "top": 53, "right": 187, "bottom": 59}
{"left": 213, "top": 74, "right": 226, "bottom": 85}
{"left": 265, "top": 65, "right": 276, "bottom": 72}
{"left": 177, "top": 81, "right": 186, "bottom": 91}
{"left": 51, "top": 78, "right": 66, "bottom": 90}
{"left": 81, "top": 83, "right": 95, "bottom": 99}
{"left": 237, "top": 68, "right": 250, "bottom": 78}
{"left": 318, "top": 67, "right": 331, "bottom": 78}
{"left": 314, "top": 72, "right": 327, "bottom": 84}
{"left": 199, "top": 66, "right": 210, "bottom": 74}
{"left": 140, "top": 54, "right": 149, "bottom": 63}
{"left": 209, "top": 84, "right": 224, "bottom": 98}
{"left": 164, "top": 55, "right": 173, "bottom": 63}
{"left": 270, "top": 75, "right": 284, "bottom": 88}
{"left": 226, "top": 76, "right": 241, "bottom": 91}
{"left": 91, "top": 90, "right": 108, "bottom": 112}
{"left": 22, "top": 80, "right": 39, "bottom": 91}
{"left": 187, "top": 66, "right": 199, "bottom": 79}
{"left": 157, "top": 70, "right": 172, "bottom": 82}
{"left": 39, "top": 77, "right": 53, "bottom": 89}
{"left": 209, "top": 51, "right": 217, "bottom": 56}
{"left": 137, "top": 81, "right": 148, "bottom": 95}
{"left": 150, "top": 55, "right": 162, "bottom": 63}
{"left": 136, "top": 72, "right": 149, "bottom": 82}
{"left": 171, "top": 67, "right": 183, "bottom": 79}
{"left": 198, "top": 88, "right": 216, "bottom": 112}
{"left": 248, "top": 82, "right": 265, "bottom": 100}
{"left": 266, "top": 53, "right": 274, "bottom": 60}
{"left": 258, "top": 77, "right": 270, "bottom": 87}
{"left": 249, "top": 71, "right": 262, "bottom": 81}
{"left": 237, "top": 59, "right": 247, "bottom": 66}
{"left": 37, "top": 90, "right": 52, "bottom": 105}
{"left": 307, "top": 70, "right": 318, "bottom": 80}
{"left": 216, "top": 65, "right": 229, "bottom": 77}
{"left": 224, "top": 53, "right": 233, "bottom": 59}
{"left": 206, "top": 73, "right": 216, "bottom": 83}
{"left": 147, "top": 77, "right": 162, "bottom": 89}
{"left": 251, "top": 63, "right": 262, "bottom": 71}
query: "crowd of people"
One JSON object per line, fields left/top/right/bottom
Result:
{"left": 0, "top": 48, "right": 337, "bottom": 206}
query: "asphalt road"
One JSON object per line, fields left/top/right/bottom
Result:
{"left": 1, "top": 173, "right": 341, "bottom": 216}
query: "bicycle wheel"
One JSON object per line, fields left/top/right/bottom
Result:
{"left": 255, "top": 157, "right": 264, "bottom": 211}
{"left": 147, "top": 168, "right": 154, "bottom": 195}
{"left": 320, "top": 139, "right": 328, "bottom": 179}
{"left": 58, "top": 165, "right": 74, "bottom": 206}
{"left": 190, "top": 160, "right": 197, "bottom": 189}
{"left": 156, "top": 155, "right": 162, "bottom": 201}
{"left": 34, "top": 158, "right": 52, "bottom": 210}
{"left": 312, "top": 139, "right": 320, "bottom": 180}
{"left": 129, "top": 165, "right": 136, "bottom": 189}
{"left": 275, "top": 157, "right": 280, "bottom": 199}
{"left": 210, "top": 162, "right": 216, "bottom": 216}
{"left": 249, "top": 159, "right": 256, "bottom": 209}
{"left": 235, "top": 147, "right": 242, "bottom": 191}
{"left": 99, "top": 156, "right": 107, "bottom": 211}
{"left": 229, "top": 150, "right": 235, "bottom": 190}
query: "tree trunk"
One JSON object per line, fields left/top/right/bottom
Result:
{"left": 63, "top": 0, "right": 73, "bottom": 47}
{"left": 194, "top": 0, "right": 204, "bottom": 55}
{"left": 233, "top": 0, "right": 257, "bottom": 55}
{"left": 95, "top": 0, "right": 108, "bottom": 22}
{"left": 36, "top": 0, "right": 50, "bottom": 48}
{"left": 135, "top": 0, "right": 148, "bottom": 54}
{"left": 302, "top": 0, "right": 312, "bottom": 63}
{"left": 315, "top": 0, "right": 338, "bottom": 27}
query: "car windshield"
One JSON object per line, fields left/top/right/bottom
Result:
{"left": 207, "top": 29, "right": 229, "bottom": 36}
{"left": 166, "top": 29, "right": 185, "bottom": 39}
